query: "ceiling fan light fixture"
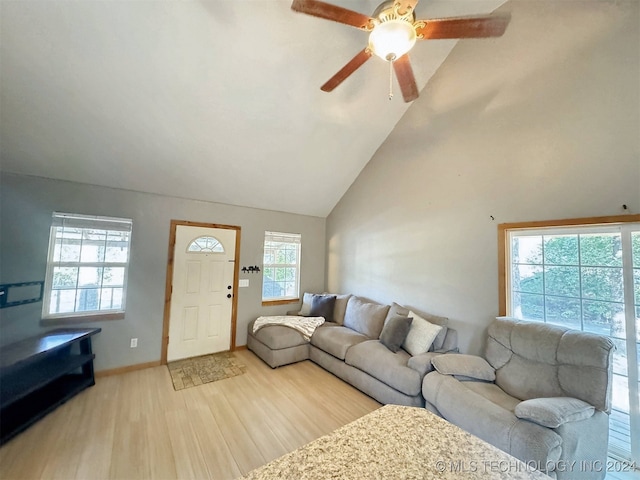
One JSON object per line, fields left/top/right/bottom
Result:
{"left": 368, "top": 19, "right": 416, "bottom": 61}
{"left": 290, "top": 0, "right": 511, "bottom": 102}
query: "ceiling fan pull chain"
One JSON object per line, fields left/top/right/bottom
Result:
{"left": 388, "top": 59, "right": 394, "bottom": 100}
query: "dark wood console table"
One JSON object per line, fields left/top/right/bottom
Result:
{"left": 0, "top": 327, "right": 101, "bottom": 445}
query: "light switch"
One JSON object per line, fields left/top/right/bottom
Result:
{"left": 239, "top": 279, "right": 249, "bottom": 288}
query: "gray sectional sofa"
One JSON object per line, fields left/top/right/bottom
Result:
{"left": 248, "top": 304, "right": 617, "bottom": 479}
{"left": 247, "top": 293, "right": 458, "bottom": 407}
{"left": 422, "top": 317, "right": 615, "bottom": 480}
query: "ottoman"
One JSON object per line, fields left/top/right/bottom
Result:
{"left": 247, "top": 318, "right": 310, "bottom": 368}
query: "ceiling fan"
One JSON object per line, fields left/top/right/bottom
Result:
{"left": 291, "top": 0, "right": 511, "bottom": 102}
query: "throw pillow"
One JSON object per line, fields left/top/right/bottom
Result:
{"left": 310, "top": 294, "right": 337, "bottom": 323}
{"left": 379, "top": 315, "right": 413, "bottom": 353}
{"left": 420, "top": 312, "right": 449, "bottom": 351}
{"left": 298, "top": 292, "right": 315, "bottom": 316}
{"left": 430, "top": 354, "right": 496, "bottom": 381}
{"left": 401, "top": 310, "right": 443, "bottom": 356}
{"left": 324, "top": 293, "right": 352, "bottom": 325}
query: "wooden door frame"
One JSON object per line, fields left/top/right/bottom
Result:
{"left": 161, "top": 220, "right": 241, "bottom": 365}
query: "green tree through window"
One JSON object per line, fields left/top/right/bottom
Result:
{"left": 504, "top": 219, "right": 640, "bottom": 464}
{"left": 513, "top": 233, "right": 626, "bottom": 335}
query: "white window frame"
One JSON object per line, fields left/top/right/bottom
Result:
{"left": 262, "top": 231, "right": 301, "bottom": 304}
{"left": 498, "top": 215, "right": 640, "bottom": 465}
{"left": 42, "top": 212, "right": 133, "bottom": 322}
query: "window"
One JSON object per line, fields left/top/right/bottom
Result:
{"left": 262, "top": 231, "right": 301, "bottom": 303}
{"left": 187, "top": 236, "right": 224, "bottom": 253}
{"left": 499, "top": 217, "right": 640, "bottom": 465}
{"left": 42, "top": 212, "right": 133, "bottom": 320}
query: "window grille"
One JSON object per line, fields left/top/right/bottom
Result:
{"left": 42, "top": 212, "right": 133, "bottom": 319}
{"left": 262, "top": 231, "right": 301, "bottom": 301}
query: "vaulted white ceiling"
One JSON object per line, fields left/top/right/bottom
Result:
{"left": 0, "top": 0, "right": 507, "bottom": 217}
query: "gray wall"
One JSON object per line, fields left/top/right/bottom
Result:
{"left": 326, "top": 0, "right": 640, "bottom": 355}
{"left": 0, "top": 173, "right": 326, "bottom": 371}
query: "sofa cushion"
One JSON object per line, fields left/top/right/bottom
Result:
{"left": 346, "top": 340, "right": 421, "bottom": 396}
{"left": 379, "top": 315, "right": 413, "bottom": 353}
{"left": 310, "top": 325, "right": 369, "bottom": 360}
{"left": 422, "top": 372, "right": 562, "bottom": 468}
{"left": 431, "top": 354, "right": 496, "bottom": 382}
{"left": 557, "top": 329, "right": 615, "bottom": 413}
{"left": 248, "top": 318, "right": 308, "bottom": 350}
{"left": 402, "top": 311, "right": 443, "bottom": 356}
{"left": 462, "top": 381, "right": 521, "bottom": 412}
{"left": 515, "top": 397, "right": 595, "bottom": 428}
{"left": 343, "top": 296, "right": 390, "bottom": 339}
{"left": 310, "top": 294, "right": 336, "bottom": 323}
{"left": 487, "top": 319, "right": 564, "bottom": 401}
{"left": 486, "top": 317, "right": 615, "bottom": 411}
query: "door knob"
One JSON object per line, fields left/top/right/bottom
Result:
{"left": 227, "top": 294, "right": 232, "bottom": 299}
{"left": 227, "top": 285, "right": 232, "bottom": 289}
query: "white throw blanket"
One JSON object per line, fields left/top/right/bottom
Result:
{"left": 253, "top": 315, "right": 325, "bottom": 341}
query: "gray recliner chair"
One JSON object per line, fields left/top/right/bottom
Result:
{"left": 422, "top": 317, "right": 615, "bottom": 479}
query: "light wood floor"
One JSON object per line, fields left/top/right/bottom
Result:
{"left": 1, "top": 350, "right": 638, "bottom": 480}
{"left": 0, "top": 350, "right": 380, "bottom": 480}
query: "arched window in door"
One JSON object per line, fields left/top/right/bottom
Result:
{"left": 186, "top": 236, "right": 224, "bottom": 253}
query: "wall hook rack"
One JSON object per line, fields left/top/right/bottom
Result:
{"left": 241, "top": 265, "right": 261, "bottom": 273}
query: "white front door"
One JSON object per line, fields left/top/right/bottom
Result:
{"left": 167, "top": 225, "right": 236, "bottom": 361}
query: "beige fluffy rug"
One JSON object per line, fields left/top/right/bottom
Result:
{"left": 167, "top": 351, "right": 247, "bottom": 391}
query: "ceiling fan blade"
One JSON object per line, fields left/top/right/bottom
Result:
{"left": 415, "top": 13, "right": 511, "bottom": 39}
{"left": 291, "top": 0, "right": 374, "bottom": 30}
{"left": 321, "top": 48, "right": 373, "bottom": 92}
{"left": 393, "top": 54, "right": 419, "bottom": 103}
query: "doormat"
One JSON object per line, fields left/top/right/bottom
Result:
{"left": 167, "top": 351, "right": 247, "bottom": 391}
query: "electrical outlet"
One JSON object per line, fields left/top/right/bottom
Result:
{"left": 130, "top": 338, "right": 138, "bottom": 348}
